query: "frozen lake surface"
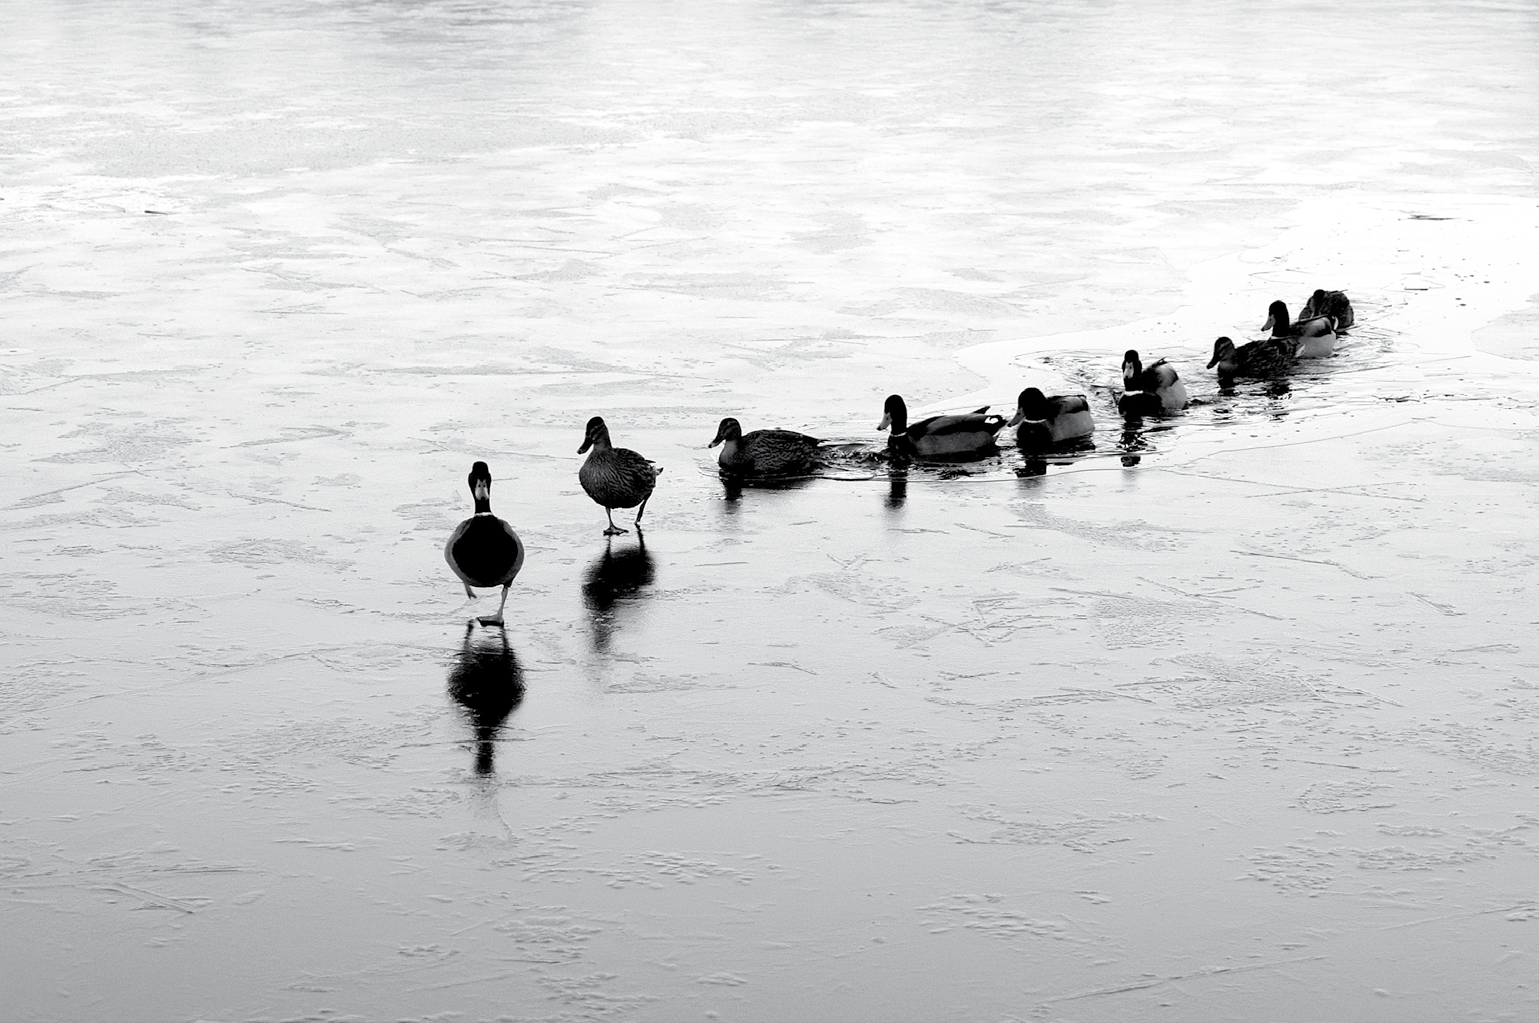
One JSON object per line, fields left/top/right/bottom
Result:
{"left": 4, "top": 0, "right": 1539, "bottom": 1019}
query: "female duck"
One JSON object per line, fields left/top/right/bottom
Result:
{"left": 578, "top": 416, "right": 662, "bottom": 535}
{"left": 708, "top": 417, "right": 821, "bottom": 478}
{"left": 1300, "top": 289, "right": 1354, "bottom": 331}
{"left": 878, "top": 394, "right": 1005, "bottom": 459}
{"left": 1207, "top": 335, "right": 1294, "bottom": 382}
{"left": 1117, "top": 350, "right": 1189, "bottom": 415}
{"left": 1009, "top": 387, "right": 1095, "bottom": 450}
{"left": 444, "top": 461, "right": 525, "bottom": 627}
{"left": 1264, "top": 299, "right": 1337, "bottom": 358}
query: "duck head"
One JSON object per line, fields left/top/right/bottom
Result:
{"left": 708, "top": 417, "right": 743, "bottom": 449}
{"left": 467, "top": 460, "right": 493, "bottom": 510}
{"left": 1263, "top": 300, "right": 1290, "bottom": 336}
{"left": 1122, "top": 350, "right": 1143, "bottom": 391}
{"left": 1207, "top": 336, "right": 1238, "bottom": 370}
{"left": 1007, "top": 387, "right": 1049, "bottom": 427}
{"left": 878, "top": 394, "right": 907, "bottom": 433}
{"left": 577, "top": 416, "right": 610, "bottom": 454}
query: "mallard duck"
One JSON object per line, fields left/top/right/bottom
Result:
{"left": 708, "top": 417, "right": 821, "bottom": 478}
{"left": 444, "top": 461, "right": 525, "bottom": 627}
{"left": 578, "top": 416, "right": 662, "bottom": 535}
{"left": 1264, "top": 300, "right": 1337, "bottom": 358}
{"left": 1207, "top": 335, "right": 1294, "bottom": 381}
{"left": 878, "top": 394, "right": 1005, "bottom": 459}
{"left": 1117, "top": 350, "right": 1189, "bottom": 414}
{"left": 1300, "top": 289, "right": 1354, "bottom": 330}
{"left": 1008, "top": 387, "right": 1095, "bottom": 450}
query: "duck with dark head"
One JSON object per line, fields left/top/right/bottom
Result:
{"left": 1008, "top": 387, "right": 1094, "bottom": 452}
{"left": 1263, "top": 300, "right": 1337, "bottom": 358}
{"left": 1117, "top": 350, "right": 1189, "bottom": 415}
{"left": 878, "top": 394, "right": 1004, "bottom": 460}
{"left": 444, "top": 461, "right": 525, "bottom": 627}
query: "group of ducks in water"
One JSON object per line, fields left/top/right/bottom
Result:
{"left": 444, "top": 288, "right": 1354, "bottom": 625}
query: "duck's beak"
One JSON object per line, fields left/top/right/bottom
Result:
{"left": 473, "top": 481, "right": 490, "bottom": 502}
{"left": 1261, "top": 314, "right": 1275, "bottom": 331}
{"left": 1206, "top": 352, "right": 1221, "bottom": 368}
{"left": 877, "top": 412, "right": 891, "bottom": 431}
{"left": 1006, "top": 408, "right": 1023, "bottom": 427}
{"left": 577, "top": 437, "right": 592, "bottom": 454}
{"left": 708, "top": 427, "right": 726, "bottom": 448}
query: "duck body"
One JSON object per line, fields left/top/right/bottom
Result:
{"left": 1300, "top": 289, "right": 1354, "bottom": 330}
{"left": 879, "top": 394, "right": 1004, "bottom": 460}
{"left": 444, "top": 461, "right": 525, "bottom": 626}
{"left": 578, "top": 416, "right": 661, "bottom": 535}
{"left": 1208, "top": 335, "right": 1294, "bottom": 381}
{"left": 1117, "top": 350, "right": 1189, "bottom": 414}
{"left": 1008, "top": 387, "right": 1095, "bottom": 450}
{"left": 1264, "top": 300, "right": 1337, "bottom": 358}
{"left": 709, "top": 417, "right": 821, "bottom": 478}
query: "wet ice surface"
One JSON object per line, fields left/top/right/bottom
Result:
{"left": 4, "top": 0, "right": 1539, "bottom": 1020}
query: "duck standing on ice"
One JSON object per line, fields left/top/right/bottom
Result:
{"left": 578, "top": 416, "right": 662, "bottom": 535}
{"left": 444, "top": 461, "right": 525, "bottom": 627}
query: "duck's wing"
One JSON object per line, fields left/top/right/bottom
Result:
{"left": 909, "top": 411, "right": 1005, "bottom": 439}
{"left": 1295, "top": 314, "right": 1335, "bottom": 338}
{"left": 1049, "top": 394, "right": 1091, "bottom": 416}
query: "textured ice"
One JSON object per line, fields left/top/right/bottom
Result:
{"left": 3, "top": 0, "right": 1539, "bottom": 1020}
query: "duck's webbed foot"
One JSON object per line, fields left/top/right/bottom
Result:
{"left": 476, "top": 585, "right": 509, "bottom": 627}
{"left": 602, "top": 525, "right": 628, "bottom": 536}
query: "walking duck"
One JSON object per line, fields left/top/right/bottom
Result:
{"left": 578, "top": 416, "right": 662, "bottom": 535}
{"left": 1117, "top": 350, "right": 1189, "bottom": 415}
{"left": 444, "top": 461, "right": 525, "bottom": 627}
{"left": 1009, "top": 387, "right": 1095, "bottom": 450}
{"left": 708, "top": 417, "right": 822, "bottom": 478}
{"left": 879, "top": 394, "right": 1005, "bottom": 459}
{"left": 1207, "top": 335, "right": 1294, "bottom": 382}
{"left": 1264, "top": 299, "right": 1337, "bottom": 358}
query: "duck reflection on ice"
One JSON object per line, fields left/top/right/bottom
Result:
{"left": 446, "top": 622, "right": 525, "bottom": 776}
{"left": 581, "top": 533, "right": 656, "bottom": 654}
{"left": 886, "top": 461, "right": 908, "bottom": 509}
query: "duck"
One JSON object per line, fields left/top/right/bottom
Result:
{"left": 1008, "top": 387, "right": 1095, "bottom": 450}
{"left": 1117, "top": 350, "right": 1189, "bottom": 414}
{"left": 1207, "top": 335, "right": 1294, "bottom": 382}
{"left": 578, "top": 416, "right": 662, "bottom": 535}
{"left": 1263, "top": 300, "right": 1337, "bottom": 358}
{"left": 444, "top": 461, "right": 525, "bottom": 627}
{"left": 878, "top": 394, "right": 1005, "bottom": 459}
{"left": 708, "top": 417, "right": 822, "bottom": 478}
{"left": 1300, "top": 288, "right": 1354, "bottom": 331}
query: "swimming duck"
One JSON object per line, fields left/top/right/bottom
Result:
{"left": 1008, "top": 387, "right": 1095, "bottom": 450}
{"left": 878, "top": 394, "right": 1005, "bottom": 459}
{"left": 708, "top": 417, "right": 822, "bottom": 478}
{"left": 1300, "top": 289, "right": 1354, "bottom": 331}
{"left": 1207, "top": 335, "right": 1294, "bottom": 382}
{"left": 1264, "top": 300, "right": 1337, "bottom": 358}
{"left": 444, "top": 461, "right": 525, "bottom": 627}
{"left": 1117, "top": 350, "right": 1189, "bottom": 414}
{"left": 578, "top": 416, "right": 662, "bottom": 535}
